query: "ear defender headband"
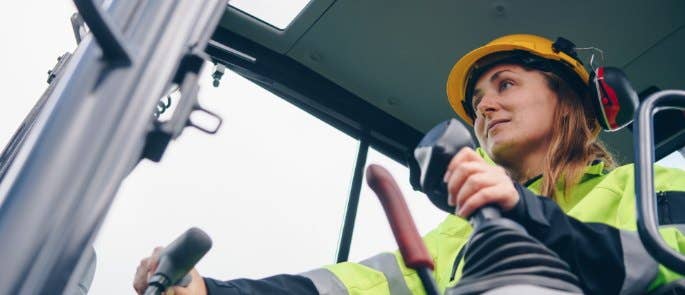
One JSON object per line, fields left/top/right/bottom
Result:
{"left": 461, "top": 37, "right": 638, "bottom": 132}
{"left": 554, "top": 37, "right": 639, "bottom": 131}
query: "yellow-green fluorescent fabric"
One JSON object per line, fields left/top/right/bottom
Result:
{"left": 321, "top": 151, "right": 685, "bottom": 294}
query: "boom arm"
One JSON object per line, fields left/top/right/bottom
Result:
{"left": 0, "top": 1, "right": 226, "bottom": 293}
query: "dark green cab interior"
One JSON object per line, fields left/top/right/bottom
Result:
{"left": 210, "top": 1, "right": 685, "bottom": 165}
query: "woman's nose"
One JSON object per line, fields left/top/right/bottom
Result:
{"left": 476, "top": 94, "right": 499, "bottom": 117}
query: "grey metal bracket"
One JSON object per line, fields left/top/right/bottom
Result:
{"left": 73, "top": 0, "right": 130, "bottom": 63}
{"left": 70, "top": 12, "right": 87, "bottom": 45}
{"left": 142, "top": 53, "right": 223, "bottom": 162}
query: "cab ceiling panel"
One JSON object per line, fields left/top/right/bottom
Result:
{"left": 623, "top": 26, "right": 685, "bottom": 91}
{"left": 282, "top": 0, "right": 685, "bottom": 163}
{"left": 215, "top": 0, "right": 685, "bottom": 163}
{"left": 286, "top": 0, "right": 685, "bottom": 132}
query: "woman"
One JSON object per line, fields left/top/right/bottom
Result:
{"left": 133, "top": 34, "right": 685, "bottom": 295}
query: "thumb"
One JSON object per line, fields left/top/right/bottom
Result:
{"left": 165, "top": 269, "right": 206, "bottom": 295}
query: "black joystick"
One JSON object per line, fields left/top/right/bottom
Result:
{"left": 413, "top": 118, "right": 500, "bottom": 226}
{"left": 412, "top": 119, "right": 583, "bottom": 294}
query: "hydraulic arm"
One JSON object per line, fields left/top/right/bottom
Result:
{"left": 0, "top": 1, "right": 226, "bottom": 293}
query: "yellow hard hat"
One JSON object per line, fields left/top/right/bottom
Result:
{"left": 446, "top": 34, "right": 591, "bottom": 125}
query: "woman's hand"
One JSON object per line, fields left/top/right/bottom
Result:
{"left": 133, "top": 247, "right": 207, "bottom": 295}
{"left": 444, "top": 147, "right": 519, "bottom": 218}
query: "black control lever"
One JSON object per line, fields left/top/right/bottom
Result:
{"left": 144, "top": 227, "right": 213, "bottom": 295}
{"left": 413, "top": 118, "right": 500, "bottom": 226}
{"left": 415, "top": 119, "right": 582, "bottom": 294}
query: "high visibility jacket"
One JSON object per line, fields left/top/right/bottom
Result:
{"left": 204, "top": 159, "right": 685, "bottom": 295}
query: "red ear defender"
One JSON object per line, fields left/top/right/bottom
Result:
{"left": 590, "top": 67, "right": 639, "bottom": 131}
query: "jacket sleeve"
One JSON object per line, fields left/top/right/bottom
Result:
{"left": 198, "top": 217, "right": 462, "bottom": 295}
{"left": 202, "top": 251, "right": 430, "bottom": 295}
{"left": 203, "top": 274, "right": 319, "bottom": 295}
{"left": 503, "top": 183, "right": 659, "bottom": 295}
{"left": 200, "top": 253, "right": 428, "bottom": 295}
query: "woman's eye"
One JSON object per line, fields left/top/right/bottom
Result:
{"left": 499, "top": 80, "right": 514, "bottom": 91}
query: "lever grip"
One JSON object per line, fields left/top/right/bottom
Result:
{"left": 146, "top": 227, "right": 212, "bottom": 294}
{"left": 176, "top": 274, "right": 192, "bottom": 287}
{"left": 468, "top": 206, "right": 501, "bottom": 230}
{"left": 366, "top": 164, "right": 434, "bottom": 270}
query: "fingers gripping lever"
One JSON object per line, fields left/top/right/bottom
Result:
{"left": 412, "top": 119, "right": 581, "bottom": 294}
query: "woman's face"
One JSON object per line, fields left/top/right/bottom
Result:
{"left": 471, "top": 63, "right": 558, "bottom": 162}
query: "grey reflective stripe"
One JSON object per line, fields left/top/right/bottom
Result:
{"left": 620, "top": 230, "right": 659, "bottom": 295}
{"left": 360, "top": 253, "right": 412, "bottom": 295}
{"left": 300, "top": 268, "right": 349, "bottom": 295}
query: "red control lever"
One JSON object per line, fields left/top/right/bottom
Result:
{"left": 366, "top": 164, "right": 439, "bottom": 295}
{"left": 366, "top": 164, "right": 433, "bottom": 269}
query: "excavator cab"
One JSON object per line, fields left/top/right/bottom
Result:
{"left": 0, "top": 0, "right": 683, "bottom": 294}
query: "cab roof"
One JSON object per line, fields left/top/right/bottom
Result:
{"left": 209, "top": 0, "right": 685, "bottom": 165}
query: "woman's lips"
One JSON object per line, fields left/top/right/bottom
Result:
{"left": 487, "top": 119, "right": 510, "bottom": 132}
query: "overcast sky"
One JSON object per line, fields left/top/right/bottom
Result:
{"left": 0, "top": 1, "right": 683, "bottom": 295}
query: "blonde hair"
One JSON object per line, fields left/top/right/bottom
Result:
{"left": 539, "top": 71, "right": 616, "bottom": 198}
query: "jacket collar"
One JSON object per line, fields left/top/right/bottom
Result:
{"left": 475, "top": 147, "right": 608, "bottom": 187}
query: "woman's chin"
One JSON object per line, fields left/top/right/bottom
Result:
{"left": 487, "top": 136, "right": 508, "bottom": 151}
{"left": 487, "top": 139, "right": 518, "bottom": 161}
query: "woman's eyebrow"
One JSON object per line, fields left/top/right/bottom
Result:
{"left": 472, "top": 69, "right": 514, "bottom": 108}
{"left": 489, "top": 69, "right": 513, "bottom": 83}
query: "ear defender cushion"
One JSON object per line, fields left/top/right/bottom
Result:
{"left": 590, "top": 67, "right": 639, "bottom": 131}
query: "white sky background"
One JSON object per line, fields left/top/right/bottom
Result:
{"left": 0, "top": 1, "right": 683, "bottom": 295}
{"left": 230, "top": 0, "right": 311, "bottom": 29}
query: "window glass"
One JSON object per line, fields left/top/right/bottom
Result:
{"left": 90, "top": 67, "right": 358, "bottom": 294}
{"left": 657, "top": 149, "right": 685, "bottom": 170}
{"left": 230, "top": 0, "right": 312, "bottom": 29}
{"left": 348, "top": 148, "right": 448, "bottom": 262}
